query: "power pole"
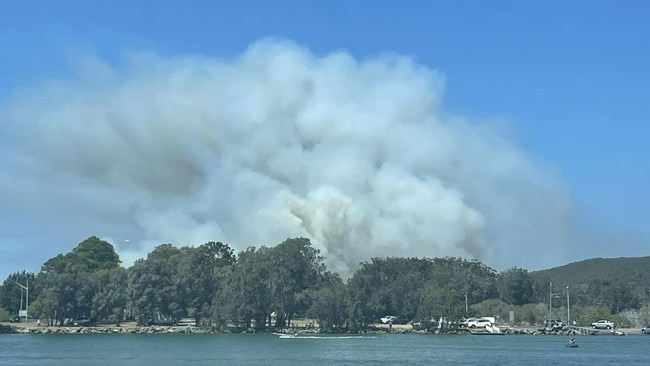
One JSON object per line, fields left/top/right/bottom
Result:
{"left": 566, "top": 286, "right": 570, "bottom": 325}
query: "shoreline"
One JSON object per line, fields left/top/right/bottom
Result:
{"left": 1, "top": 322, "right": 644, "bottom": 336}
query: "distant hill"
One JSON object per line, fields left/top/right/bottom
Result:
{"left": 531, "top": 256, "right": 650, "bottom": 286}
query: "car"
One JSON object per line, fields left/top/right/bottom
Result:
{"left": 592, "top": 320, "right": 614, "bottom": 329}
{"left": 9, "top": 315, "right": 21, "bottom": 323}
{"left": 642, "top": 325, "right": 650, "bottom": 334}
{"left": 467, "top": 318, "right": 493, "bottom": 328}
{"left": 72, "top": 317, "right": 96, "bottom": 327}
{"left": 459, "top": 317, "right": 477, "bottom": 327}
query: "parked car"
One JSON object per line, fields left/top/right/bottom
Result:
{"left": 592, "top": 320, "right": 614, "bottom": 329}
{"left": 641, "top": 325, "right": 650, "bottom": 334}
{"left": 467, "top": 318, "right": 493, "bottom": 328}
{"left": 9, "top": 315, "right": 20, "bottom": 323}
{"left": 459, "top": 317, "right": 477, "bottom": 327}
{"left": 72, "top": 317, "right": 96, "bottom": 327}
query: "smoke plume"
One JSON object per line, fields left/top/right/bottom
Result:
{"left": 0, "top": 39, "right": 573, "bottom": 276}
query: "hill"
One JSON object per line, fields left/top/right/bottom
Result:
{"left": 531, "top": 256, "right": 650, "bottom": 287}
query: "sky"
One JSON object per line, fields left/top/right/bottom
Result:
{"left": 1, "top": 0, "right": 648, "bottom": 280}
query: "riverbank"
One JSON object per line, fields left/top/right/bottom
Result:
{"left": 1, "top": 321, "right": 645, "bottom": 336}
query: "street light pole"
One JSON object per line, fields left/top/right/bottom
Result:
{"left": 11, "top": 279, "right": 28, "bottom": 323}
{"left": 465, "top": 293, "right": 468, "bottom": 313}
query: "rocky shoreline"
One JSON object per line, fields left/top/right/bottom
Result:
{"left": 3, "top": 325, "right": 226, "bottom": 335}
{"left": 1, "top": 323, "right": 642, "bottom": 336}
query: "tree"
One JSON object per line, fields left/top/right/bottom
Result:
{"left": 177, "top": 241, "right": 235, "bottom": 325}
{"left": 496, "top": 267, "right": 534, "bottom": 306}
{"left": 307, "top": 272, "right": 347, "bottom": 332}
{"left": 38, "top": 254, "right": 82, "bottom": 324}
{"left": 128, "top": 244, "right": 182, "bottom": 325}
{"left": 71, "top": 236, "right": 121, "bottom": 271}
{"left": 345, "top": 257, "right": 435, "bottom": 328}
{"left": 219, "top": 246, "right": 274, "bottom": 330}
{"left": 268, "top": 238, "right": 325, "bottom": 328}
{"left": 36, "top": 237, "right": 123, "bottom": 324}
{"left": 0, "top": 271, "right": 38, "bottom": 316}
{"left": 91, "top": 267, "right": 128, "bottom": 325}
{"left": 417, "top": 283, "right": 465, "bottom": 331}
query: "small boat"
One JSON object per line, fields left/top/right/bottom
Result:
{"left": 566, "top": 342, "right": 578, "bottom": 348}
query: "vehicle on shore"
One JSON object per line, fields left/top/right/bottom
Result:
{"left": 70, "top": 317, "right": 96, "bottom": 327}
{"left": 379, "top": 315, "right": 408, "bottom": 324}
{"left": 592, "top": 320, "right": 614, "bottom": 329}
{"left": 642, "top": 325, "right": 650, "bottom": 334}
{"left": 467, "top": 318, "right": 493, "bottom": 328}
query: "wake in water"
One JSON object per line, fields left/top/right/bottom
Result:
{"left": 278, "top": 334, "right": 377, "bottom": 339}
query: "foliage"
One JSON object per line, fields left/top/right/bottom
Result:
{"left": 0, "top": 307, "right": 10, "bottom": 321}
{"left": 496, "top": 267, "right": 534, "bottom": 306}
{"left": 0, "top": 271, "right": 38, "bottom": 316}
{"left": 4, "top": 235, "right": 650, "bottom": 331}
{"left": 532, "top": 256, "right": 650, "bottom": 305}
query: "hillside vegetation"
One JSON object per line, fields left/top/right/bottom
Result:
{"left": 532, "top": 256, "right": 650, "bottom": 286}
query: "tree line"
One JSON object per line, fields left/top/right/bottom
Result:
{"left": 1, "top": 236, "right": 648, "bottom": 331}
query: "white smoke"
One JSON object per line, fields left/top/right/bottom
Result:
{"left": 0, "top": 39, "right": 573, "bottom": 276}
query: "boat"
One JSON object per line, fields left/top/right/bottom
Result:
{"left": 566, "top": 338, "right": 578, "bottom": 347}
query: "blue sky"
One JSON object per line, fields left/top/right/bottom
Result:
{"left": 1, "top": 0, "right": 648, "bottom": 279}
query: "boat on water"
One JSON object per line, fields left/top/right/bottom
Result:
{"left": 566, "top": 338, "right": 578, "bottom": 347}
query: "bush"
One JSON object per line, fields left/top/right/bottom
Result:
{"left": 0, "top": 307, "right": 10, "bottom": 322}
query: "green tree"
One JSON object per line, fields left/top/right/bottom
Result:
{"left": 71, "top": 236, "right": 121, "bottom": 271}
{"left": 496, "top": 267, "right": 534, "bottom": 306}
{"left": 91, "top": 267, "right": 128, "bottom": 325}
{"left": 219, "top": 246, "right": 274, "bottom": 330}
{"left": 128, "top": 244, "right": 182, "bottom": 325}
{"left": 268, "top": 238, "right": 324, "bottom": 328}
{"left": 177, "top": 241, "right": 235, "bottom": 325}
{"left": 307, "top": 272, "right": 347, "bottom": 332}
{"left": 417, "top": 283, "right": 465, "bottom": 331}
{"left": 0, "top": 271, "right": 38, "bottom": 316}
{"left": 38, "top": 254, "right": 81, "bottom": 324}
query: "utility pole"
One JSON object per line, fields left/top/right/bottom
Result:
{"left": 549, "top": 282, "right": 552, "bottom": 320}
{"left": 566, "top": 286, "right": 570, "bottom": 325}
{"left": 465, "top": 293, "right": 468, "bottom": 313}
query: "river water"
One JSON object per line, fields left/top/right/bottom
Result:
{"left": 1, "top": 333, "right": 649, "bottom": 365}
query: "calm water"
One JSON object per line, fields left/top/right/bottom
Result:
{"left": 1, "top": 333, "right": 649, "bottom": 365}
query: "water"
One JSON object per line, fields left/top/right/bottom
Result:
{"left": 1, "top": 333, "right": 649, "bottom": 365}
